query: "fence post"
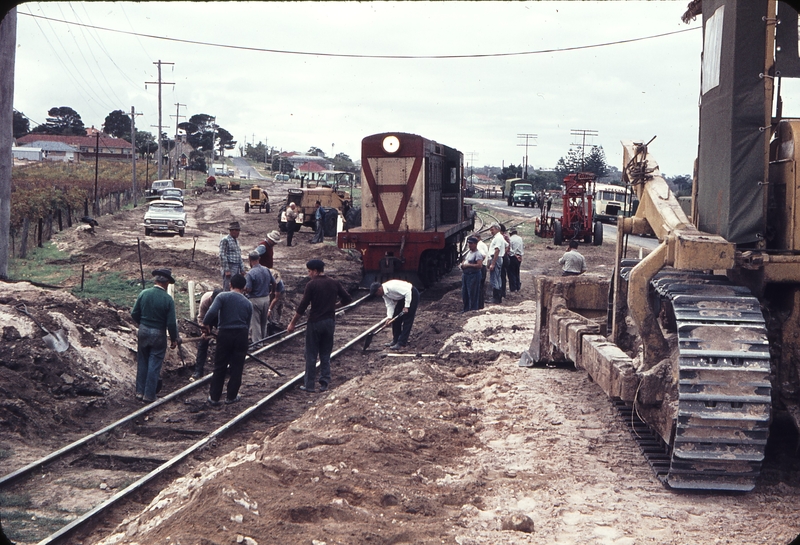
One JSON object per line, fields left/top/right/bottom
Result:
{"left": 19, "top": 217, "right": 29, "bottom": 258}
{"left": 37, "top": 218, "right": 43, "bottom": 247}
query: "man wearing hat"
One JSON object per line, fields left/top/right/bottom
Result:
{"left": 257, "top": 230, "right": 281, "bottom": 268}
{"left": 130, "top": 269, "right": 179, "bottom": 403}
{"left": 287, "top": 259, "right": 352, "bottom": 393}
{"left": 245, "top": 251, "right": 275, "bottom": 343}
{"left": 369, "top": 279, "right": 419, "bottom": 350}
{"left": 220, "top": 222, "right": 245, "bottom": 291}
{"left": 461, "top": 236, "right": 485, "bottom": 312}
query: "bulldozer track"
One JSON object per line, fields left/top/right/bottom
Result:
{"left": 620, "top": 266, "right": 772, "bottom": 491}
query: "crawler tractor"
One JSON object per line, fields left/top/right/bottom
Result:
{"left": 525, "top": 0, "right": 800, "bottom": 491}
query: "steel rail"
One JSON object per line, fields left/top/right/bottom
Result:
{"left": 35, "top": 315, "right": 386, "bottom": 545}
{"left": 0, "top": 294, "right": 372, "bottom": 489}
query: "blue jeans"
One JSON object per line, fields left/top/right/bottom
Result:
{"left": 462, "top": 270, "right": 481, "bottom": 311}
{"left": 304, "top": 318, "right": 335, "bottom": 390}
{"left": 489, "top": 257, "right": 503, "bottom": 290}
{"left": 136, "top": 325, "right": 167, "bottom": 401}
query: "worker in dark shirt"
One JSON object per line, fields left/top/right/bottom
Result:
{"left": 202, "top": 273, "right": 253, "bottom": 405}
{"left": 287, "top": 259, "right": 352, "bottom": 393}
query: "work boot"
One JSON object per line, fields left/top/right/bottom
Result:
{"left": 492, "top": 289, "right": 502, "bottom": 304}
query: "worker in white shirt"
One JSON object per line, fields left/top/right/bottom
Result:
{"left": 369, "top": 279, "right": 419, "bottom": 350}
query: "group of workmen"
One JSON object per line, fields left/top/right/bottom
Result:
{"left": 130, "top": 214, "right": 587, "bottom": 406}
{"left": 129, "top": 217, "right": 421, "bottom": 405}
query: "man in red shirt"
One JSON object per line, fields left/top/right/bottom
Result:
{"left": 287, "top": 259, "right": 352, "bottom": 393}
{"left": 257, "top": 230, "right": 281, "bottom": 268}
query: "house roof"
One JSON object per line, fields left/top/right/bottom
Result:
{"left": 16, "top": 133, "right": 133, "bottom": 150}
{"left": 22, "top": 141, "right": 79, "bottom": 152}
{"left": 297, "top": 161, "right": 325, "bottom": 173}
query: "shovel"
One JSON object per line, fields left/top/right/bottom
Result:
{"left": 363, "top": 315, "right": 400, "bottom": 352}
{"left": 14, "top": 303, "right": 70, "bottom": 353}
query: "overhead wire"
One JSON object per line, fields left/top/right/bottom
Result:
{"left": 20, "top": 11, "right": 700, "bottom": 60}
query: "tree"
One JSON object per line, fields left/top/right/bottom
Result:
{"left": 13, "top": 110, "right": 29, "bottom": 138}
{"left": 215, "top": 127, "right": 236, "bottom": 157}
{"left": 103, "top": 109, "right": 132, "bottom": 140}
{"left": 308, "top": 146, "right": 325, "bottom": 157}
{"left": 272, "top": 156, "right": 292, "bottom": 174}
{"left": 245, "top": 141, "right": 269, "bottom": 162}
{"left": 332, "top": 152, "right": 356, "bottom": 172}
{"left": 30, "top": 106, "right": 87, "bottom": 136}
{"left": 497, "top": 164, "right": 522, "bottom": 182}
{"left": 554, "top": 148, "right": 583, "bottom": 179}
{"left": 135, "top": 131, "right": 158, "bottom": 158}
{"left": 583, "top": 146, "right": 609, "bottom": 178}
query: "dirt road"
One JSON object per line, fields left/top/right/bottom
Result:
{"left": 1, "top": 185, "right": 798, "bottom": 545}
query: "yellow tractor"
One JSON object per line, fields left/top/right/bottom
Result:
{"left": 245, "top": 185, "right": 270, "bottom": 213}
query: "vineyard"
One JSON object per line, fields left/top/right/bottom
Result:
{"left": 10, "top": 161, "right": 162, "bottom": 258}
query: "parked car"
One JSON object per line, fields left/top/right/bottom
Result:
{"left": 160, "top": 188, "right": 184, "bottom": 203}
{"left": 143, "top": 200, "right": 186, "bottom": 237}
{"left": 145, "top": 179, "right": 175, "bottom": 201}
{"left": 275, "top": 173, "right": 290, "bottom": 182}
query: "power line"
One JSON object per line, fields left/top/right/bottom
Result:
{"left": 20, "top": 12, "right": 700, "bottom": 60}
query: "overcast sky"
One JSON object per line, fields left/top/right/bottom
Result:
{"left": 8, "top": 1, "right": 767, "bottom": 176}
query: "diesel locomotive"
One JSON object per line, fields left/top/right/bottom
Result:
{"left": 337, "top": 132, "right": 475, "bottom": 287}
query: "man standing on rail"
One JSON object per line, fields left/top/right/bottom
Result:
{"left": 131, "top": 269, "right": 179, "bottom": 403}
{"left": 202, "top": 273, "right": 252, "bottom": 405}
{"left": 287, "top": 259, "right": 352, "bottom": 393}
{"left": 487, "top": 223, "right": 507, "bottom": 304}
{"left": 369, "top": 279, "right": 419, "bottom": 350}
{"left": 220, "top": 221, "right": 245, "bottom": 291}
{"left": 507, "top": 228, "right": 524, "bottom": 292}
{"left": 245, "top": 251, "right": 275, "bottom": 343}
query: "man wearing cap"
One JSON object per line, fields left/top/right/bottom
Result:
{"left": 257, "top": 230, "right": 281, "bottom": 268}
{"left": 202, "top": 273, "right": 253, "bottom": 405}
{"left": 461, "top": 236, "right": 485, "bottom": 312}
{"left": 287, "top": 259, "right": 352, "bottom": 393}
{"left": 285, "top": 203, "right": 300, "bottom": 246}
{"left": 245, "top": 251, "right": 275, "bottom": 343}
{"left": 369, "top": 279, "right": 419, "bottom": 350}
{"left": 220, "top": 222, "right": 245, "bottom": 291}
{"left": 131, "top": 269, "right": 179, "bottom": 403}
{"left": 508, "top": 228, "right": 524, "bottom": 292}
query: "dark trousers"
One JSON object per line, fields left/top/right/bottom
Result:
{"left": 391, "top": 287, "right": 420, "bottom": 346}
{"left": 209, "top": 328, "right": 248, "bottom": 402}
{"left": 286, "top": 222, "right": 298, "bottom": 246}
{"left": 311, "top": 216, "right": 324, "bottom": 243}
{"left": 194, "top": 336, "right": 211, "bottom": 376}
{"left": 305, "top": 318, "right": 335, "bottom": 389}
{"left": 508, "top": 256, "right": 522, "bottom": 291}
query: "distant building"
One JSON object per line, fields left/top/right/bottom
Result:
{"left": 16, "top": 132, "right": 133, "bottom": 161}
{"left": 20, "top": 140, "right": 80, "bottom": 162}
{"left": 12, "top": 146, "right": 43, "bottom": 162}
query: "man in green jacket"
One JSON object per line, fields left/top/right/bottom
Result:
{"left": 131, "top": 269, "right": 179, "bottom": 402}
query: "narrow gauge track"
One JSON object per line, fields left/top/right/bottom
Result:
{"left": 0, "top": 293, "right": 394, "bottom": 545}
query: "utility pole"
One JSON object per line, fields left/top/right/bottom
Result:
{"left": 0, "top": 8, "right": 16, "bottom": 279}
{"left": 94, "top": 133, "right": 100, "bottom": 215}
{"left": 170, "top": 102, "right": 186, "bottom": 178}
{"left": 131, "top": 106, "right": 143, "bottom": 207}
{"left": 145, "top": 60, "right": 174, "bottom": 180}
{"left": 570, "top": 129, "right": 598, "bottom": 171}
{"left": 517, "top": 133, "right": 538, "bottom": 179}
{"left": 465, "top": 151, "right": 478, "bottom": 189}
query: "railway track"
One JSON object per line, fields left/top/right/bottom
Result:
{"left": 0, "top": 293, "right": 398, "bottom": 545}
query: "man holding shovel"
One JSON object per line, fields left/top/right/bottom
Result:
{"left": 369, "top": 279, "right": 419, "bottom": 350}
{"left": 131, "top": 269, "right": 179, "bottom": 403}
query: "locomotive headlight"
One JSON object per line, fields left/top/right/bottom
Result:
{"left": 382, "top": 135, "right": 400, "bottom": 154}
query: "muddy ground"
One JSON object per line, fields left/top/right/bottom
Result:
{"left": 1, "top": 182, "right": 799, "bottom": 545}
